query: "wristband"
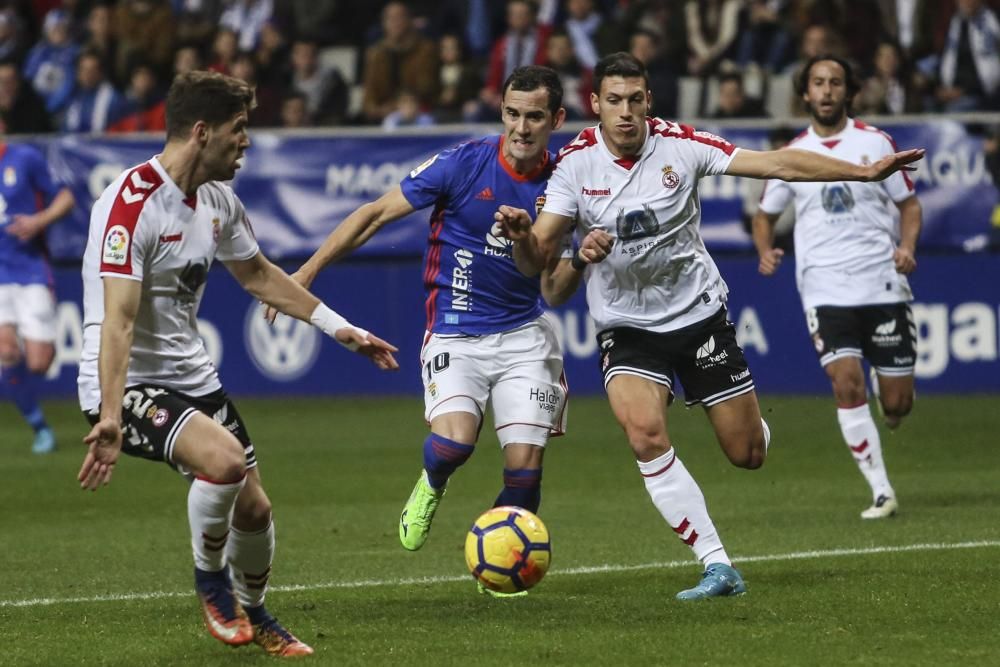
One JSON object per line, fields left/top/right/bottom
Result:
{"left": 309, "top": 303, "right": 369, "bottom": 351}
{"left": 571, "top": 253, "right": 587, "bottom": 271}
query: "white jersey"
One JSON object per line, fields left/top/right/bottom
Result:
{"left": 759, "top": 118, "right": 916, "bottom": 310}
{"left": 543, "top": 118, "right": 739, "bottom": 333}
{"left": 78, "top": 157, "right": 259, "bottom": 411}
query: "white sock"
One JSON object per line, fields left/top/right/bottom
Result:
{"left": 637, "top": 448, "right": 730, "bottom": 567}
{"left": 228, "top": 521, "right": 275, "bottom": 609}
{"left": 837, "top": 404, "right": 894, "bottom": 500}
{"left": 188, "top": 476, "right": 246, "bottom": 572}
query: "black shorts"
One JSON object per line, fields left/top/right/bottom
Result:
{"left": 806, "top": 303, "right": 916, "bottom": 376}
{"left": 83, "top": 384, "right": 256, "bottom": 470}
{"left": 597, "top": 308, "right": 755, "bottom": 407}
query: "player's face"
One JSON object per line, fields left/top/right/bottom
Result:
{"left": 501, "top": 87, "right": 564, "bottom": 168}
{"left": 592, "top": 76, "right": 650, "bottom": 156}
{"left": 804, "top": 60, "right": 849, "bottom": 128}
{"left": 203, "top": 110, "right": 250, "bottom": 181}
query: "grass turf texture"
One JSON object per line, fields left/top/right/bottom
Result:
{"left": 2, "top": 396, "right": 998, "bottom": 666}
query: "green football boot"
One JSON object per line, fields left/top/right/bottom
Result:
{"left": 476, "top": 581, "right": 528, "bottom": 598}
{"left": 399, "top": 471, "right": 445, "bottom": 551}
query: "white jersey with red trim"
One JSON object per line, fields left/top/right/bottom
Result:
{"left": 759, "top": 118, "right": 916, "bottom": 309}
{"left": 543, "top": 117, "right": 739, "bottom": 333}
{"left": 78, "top": 157, "right": 259, "bottom": 410}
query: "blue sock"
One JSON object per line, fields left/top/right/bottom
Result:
{"left": 2, "top": 362, "right": 48, "bottom": 433}
{"left": 245, "top": 604, "right": 272, "bottom": 625}
{"left": 494, "top": 468, "right": 542, "bottom": 513}
{"left": 423, "top": 433, "right": 475, "bottom": 489}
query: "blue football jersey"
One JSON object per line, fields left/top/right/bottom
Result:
{"left": 0, "top": 143, "right": 62, "bottom": 286}
{"left": 400, "top": 136, "right": 554, "bottom": 335}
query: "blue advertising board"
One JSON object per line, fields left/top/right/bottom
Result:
{"left": 37, "top": 254, "right": 1000, "bottom": 400}
{"left": 33, "top": 120, "right": 1000, "bottom": 261}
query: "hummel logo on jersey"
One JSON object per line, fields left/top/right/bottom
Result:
{"left": 159, "top": 233, "right": 183, "bottom": 243}
{"left": 475, "top": 187, "right": 494, "bottom": 201}
{"left": 582, "top": 186, "right": 611, "bottom": 197}
{"left": 121, "top": 170, "right": 156, "bottom": 204}
{"left": 696, "top": 336, "right": 716, "bottom": 359}
{"left": 874, "top": 319, "right": 897, "bottom": 335}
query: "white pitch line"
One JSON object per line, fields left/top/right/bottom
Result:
{"left": 3, "top": 539, "right": 998, "bottom": 610}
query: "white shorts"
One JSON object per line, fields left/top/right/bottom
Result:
{"left": 420, "top": 313, "right": 568, "bottom": 447}
{"left": 0, "top": 284, "right": 57, "bottom": 343}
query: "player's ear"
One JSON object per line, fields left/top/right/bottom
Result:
{"left": 552, "top": 107, "right": 566, "bottom": 131}
{"left": 192, "top": 120, "right": 209, "bottom": 145}
{"left": 590, "top": 92, "right": 599, "bottom": 116}
{"left": 646, "top": 89, "right": 653, "bottom": 114}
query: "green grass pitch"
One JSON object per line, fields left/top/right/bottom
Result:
{"left": 2, "top": 395, "right": 998, "bottom": 666}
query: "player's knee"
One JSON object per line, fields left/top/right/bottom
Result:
{"left": 0, "top": 342, "right": 20, "bottom": 366}
{"left": 882, "top": 393, "right": 913, "bottom": 419}
{"left": 205, "top": 437, "right": 247, "bottom": 482}
{"left": 832, "top": 381, "right": 866, "bottom": 407}
{"left": 25, "top": 354, "right": 53, "bottom": 375}
{"left": 725, "top": 436, "right": 765, "bottom": 470}
{"left": 622, "top": 420, "right": 669, "bottom": 459}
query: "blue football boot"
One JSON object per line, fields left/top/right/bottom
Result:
{"left": 675, "top": 563, "right": 747, "bottom": 601}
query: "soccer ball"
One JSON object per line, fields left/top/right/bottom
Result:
{"left": 464, "top": 506, "right": 551, "bottom": 594}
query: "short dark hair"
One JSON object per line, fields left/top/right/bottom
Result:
{"left": 718, "top": 72, "right": 744, "bottom": 89}
{"left": 501, "top": 65, "right": 563, "bottom": 114}
{"left": 795, "top": 54, "right": 860, "bottom": 99}
{"left": 165, "top": 70, "right": 255, "bottom": 139}
{"left": 593, "top": 52, "right": 647, "bottom": 96}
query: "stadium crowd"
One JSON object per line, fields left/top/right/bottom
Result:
{"left": 0, "top": 0, "right": 998, "bottom": 135}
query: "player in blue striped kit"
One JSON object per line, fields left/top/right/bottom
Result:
{"left": 0, "top": 141, "right": 74, "bottom": 453}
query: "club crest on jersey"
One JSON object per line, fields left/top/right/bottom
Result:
{"left": 821, "top": 183, "right": 855, "bottom": 214}
{"left": 3, "top": 167, "right": 16, "bottom": 186}
{"left": 211, "top": 217, "right": 221, "bottom": 243}
{"left": 661, "top": 165, "right": 680, "bottom": 189}
{"left": 535, "top": 195, "right": 546, "bottom": 215}
{"left": 102, "top": 225, "right": 130, "bottom": 266}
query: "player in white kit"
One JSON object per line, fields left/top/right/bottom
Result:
{"left": 753, "top": 56, "right": 922, "bottom": 520}
{"left": 77, "top": 71, "right": 399, "bottom": 656}
{"left": 496, "top": 52, "right": 923, "bottom": 599}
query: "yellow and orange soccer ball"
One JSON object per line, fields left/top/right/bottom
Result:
{"left": 464, "top": 506, "right": 551, "bottom": 594}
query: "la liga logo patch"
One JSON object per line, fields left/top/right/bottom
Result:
{"left": 102, "top": 225, "right": 130, "bottom": 266}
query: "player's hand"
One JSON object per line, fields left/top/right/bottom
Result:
{"left": 79, "top": 418, "right": 123, "bottom": 491}
{"left": 5, "top": 214, "right": 47, "bottom": 241}
{"left": 758, "top": 248, "right": 784, "bottom": 275}
{"left": 865, "top": 149, "right": 925, "bottom": 181}
{"left": 336, "top": 328, "right": 400, "bottom": 370}
{"left": 263, "top": 269, "right": 314, "bottom": 324}
{"left": 893, "top": 246, "right": 917, "bottom": 274}
{"left": 494, "top": 205, "right": 533, "bottom": 242}
{"left": 578, "top": 229, "right": 613, "bottom": 265}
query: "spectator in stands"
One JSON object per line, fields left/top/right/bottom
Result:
{"left": 937, "top": 0, "right": 1000, "bottom": 111}
{"left": 254, "top": 21, "right": 289, "bottom": 90}
{"left": 208, "top": 28, "right": 238, "bottom": 75}
{"left": 736, "top": 0, "right": 794, "bottom": 73}
{"left": 230, "top": 51, "right": 280, "bottom": 127}
{"left": 279, "top": 0, "right": 345, "bottom": 46}
{"left": 564, "top": 0, "right": 625, "bottom": 71}
{"left": 856, "top": 40, "right": 921, "bottom": 115}
{"left": 629, "top": 28, "right": 679, "bottom": 118}
{"left": 381, "top": 90, "right": 435, "bottom": 130}
{"left": 711, "top": 71, "right": 768, "bottom": 118}
{"left": 280, "top": 90, "right": 309, "bottom": 128}
{"left": 545, "top": 30, "right": 592, "bottom": 119}
{"left": 114, "top": 0, "right": 175, "bottom": 86}
{"left": 684, "top": 0, "right": 741, "bottom": 75}
{"left": 108, "top": 59, "right": 166, "bottom": 132}
{"left": 783, "top": 23, "right": 837, "bottom": 75}
{"left": 82, "top": 4, "right": 118, "bottom": 87}
{"left": 219, "top": 0, "right": 273, "bottom": 53}
{"left": 174, "top": 0, "right": 225, "bottom": 48}
{"left": 362, "top": 1, "right": 439, "bottom": 124}
{"left": 621, "top": 0, "right": 689, "bottom": 67}
{"left": 875, "top": 0, "right": 948, "bottom": 63}
{"left": 23, "top": 9, "right": 80, "bottom": 116}
{"left": 0, "top": 9, "right": 28, "bottom": 63}
{"left": 291, "top": 39, "right": 348, "bottom": 126}
{"left": 436, "top": 34, "right": 482, "bottom": 123}
{"left": 481, "top": 0, "right": 551, "bottom": 112}
{"left": 173, "top": 44, "right": 203, "bottom": 77}
{"left": 0, "top": 61, "right": 52, "bottom": 134}
{"left": 62, "top": 50, "right": 129, "bottom": 132}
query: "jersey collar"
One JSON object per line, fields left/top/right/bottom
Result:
{"left": 497, "top": 135, "right": 550, "bottom": 182}
{"left": 596, "top": 120, "right": 650, "bottom": 171}
{"left": 149, "top": 155, "right": 198, "bottom": 211}
{"left": 808, "top": 116, "right": 855, "bottom": 143}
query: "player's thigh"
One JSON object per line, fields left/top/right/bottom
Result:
{"left": 809, "top": 305, "right": 865, "bottom": 370}
{"left": 605, "top": 373, "right": 672, "bottom": 458}
{"left": 861, "top": 303, "right": 916, "bottom": 406}
{"left": 490, "top": 317, "right": 567, "bottom": 447}
{"left": 0, "top": 323, "right": 19, "bottom": 364}
{"left": 172, "top": 412, "right": 246, "bottom": 481}
{"left": 420, "top": 335, "right": 490, "bottom": 426}
{"left": 10, "top": 284, "right": 57, "bottom": 346}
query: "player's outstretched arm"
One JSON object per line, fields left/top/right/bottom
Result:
{"left": 5, "top": 187, "right": 75, "bottom": 241}
{"left": 495, "top": 206, "right": 574, "bottom": 277}
{"left": 894, "top": 195, "right": 922, "bottom": 274}
{"left": 225, "top": 253, "right": 399, "bottom": 370}
{"left": 751, "top": 210, "right": 784, "bottom": 276}
{"left": 263, "top": 186, "right": 416, "bottom": 324}
{"left": 541, "top": 229, "right": 613, "bottom": 306}
{"left": 79, "top": 277, "right": 140, "bottom": 491}
{"left": 727, "top": 147, "right": 925, "bottom": 183}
